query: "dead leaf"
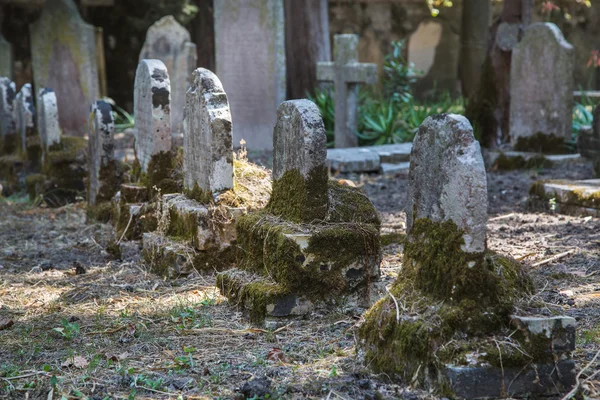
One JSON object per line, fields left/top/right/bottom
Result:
{"left": 0, "top": 318, "right": 14, "bottom": 330}
{"left": 62, "top": 356, "right": 89, "bottom": 369}
{"left": 267, "top": 347, "right": 289, "bottom": 363}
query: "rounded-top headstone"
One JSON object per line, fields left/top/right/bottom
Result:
{"left": 134, "top": 59, "right": 172, "bottom": 172}
{"left": 37, "top": 88, "right": 60, "bottom": 153}
{"left": 0, "top": 77, "right": 16, "bottom": 144}
{"left": 88, "top": 100, "right": 116, "bottom": 206}
{"left": 15, "top": 83, "right": 35, "bottom": 154}
{"left": 407, "top": 114, "right": 487, "bottom": 253}
{"left": 183, "top": 68, "right": 233, "bottom": 195}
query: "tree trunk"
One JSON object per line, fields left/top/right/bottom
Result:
{"left": 467, "top": 0, "right": 533, "bottom": 148}
{"left": 284, "top": 0, "right": 331, "bottom": 99}
{"left": 460, "top": 0, "right": 491, "bottom": 98}
{"left": 190, "top": 0, "right": 214, "bottom": 72}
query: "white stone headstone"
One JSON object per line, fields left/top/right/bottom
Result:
{"left": 183, "top": 68, "right": 233, "bottom": 195}
{"left": 0, "top": 77, "right": 17, "bottom": 153}
{"left": 30, "top": 0, "right": 99, "bottom": 137}
{"left": 133, "top": 59, "right": 172, "bottom": 172}
{"left": 15, "top": 84, "right": 35, "bottom": 155}
{"left": 510, "top": 23, "right": 574, "bottom": 146}
{"left": 140, "top": 15, "right": 197, "bottom": 133}
{"left": 214, "top": 0, "right": 286, "bottom": 150}
{"left": 88, "top": 100, "right": 115, "bottom": 206}
{"left": 37, "top": 88, "right": 61, "bottom": 154}
{"left": 407, "top": 114, "right": 487, "bottom": 253}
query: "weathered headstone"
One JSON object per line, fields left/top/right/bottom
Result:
{"left": 0, "top": 34, "right": 13, "bottom": 79}
{"left": 509, "top": 23, "right": 574, "bottom": 149}
{"left": 317, "top": 34, "right": 378, "bottom": 148}
{"left": 133, "top": 59, "right": 172, "bottom": 173}
{"left": 30, "top": 0, "right": 99, "bottom": 137}
{"left": 37, "top": 88, "right": 60, "bottom": 154}
{"left": 0, "top": 78, "right": 17, "bottom": 154}
{"left": 183, "top": 68, "right": 233, "bottom": 196}
{"left": 214, "top": 0, "right": 286, "bottom": 149}
{"left": 406, "top": 114, "right": 487, "bottom": 252}
{"left": 88, "top": 100, "right": 119, "bottom": 206}
{"left": 15, "top": 84, "right": 35, "bottom": 155}
{"left": 359, "top": 114, "right": 576, "bottom": 398}
{"left": 140, "top": 15, "right": 197, "bottom": 133}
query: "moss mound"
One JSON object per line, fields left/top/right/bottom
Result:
{"left": 494, "top": 153, "right": 553, "bottom": 171}
{"left": 513, "top": 133, "right": 571, "bottom": 154}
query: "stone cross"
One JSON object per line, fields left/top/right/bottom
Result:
{"left": 0, "top": 77, "right": 17, "bottom": 154}
{"left": 214, "top": 0, "right": 286, "bottom": 150}
{"left": 407, "top": 114, "right": 487, "bottom": 253}
{"left": 0, "top": 34, "right": 13, "bottom": 79}
{"left": 133, "top": 59, "right": 172, "bottom": 172}
{"left": 509, "top": 23, "right": 574, "bottom": 147}
{"left": 183, "top": 68, "right": 233, "bottom": 195}
{"left": 15, "top": 84, "right": 35, "bottom": 155}
{"left": 88, "top": 100, "right": 116, "bottom": 206}
{"left": 317, "top": 34, "right": 377, "bottom": 149}
{"left": 37, "top": 88, "right": 61, "bottom": 154}
{"left": 270, "top": 99, "right": 329, "bottom": 222}
{"left": 30, "top": 0, "right": 99, "bottom": 137}
{"left": 139, "top": 15, "right": 197, "bottom": 133}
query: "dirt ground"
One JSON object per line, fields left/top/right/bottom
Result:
{"left": 1, "top": 160, "right": 599, "bottom": 399}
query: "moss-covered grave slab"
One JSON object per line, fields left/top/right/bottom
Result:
{"left": 529, "top": 179, "right": 600, "bottom": 216}
{"left": 485, "top": 150, "right": 582, "bottom": 171}
{"left": 216, "top": 269, "right": 314, "bottom": 327}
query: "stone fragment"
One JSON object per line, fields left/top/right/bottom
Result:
{"left": 133, "top": 59, "right": 172, "bottom": 173}
{"left": 270, "top": 99, "right": 328, "bottom": 222}
{"left": 0, "top": 78, "right": 17, "bottom": 154}
{"left": 30, "top": 0, "right": 99, "bottom": 137}
{"left": 511, "top": 316, "right": 576, "bottom": 353}
{"left": 37, "top": 88, "right": 60, "bottom": 154}
{"left": 139, "top": 15, "right": 197, "bottom": 132}
{"left": 317, "top": 34, "right": 378, "bottom": 148}
{"left": 407, "top": 114, "right": 487, "bottom": 253}
{"left": 529, "top": 178, "right": 600, "bottom": 216}
{"left": 0, "top": 34, "right": 13, "bottom": 79}
{"left": 214, "top": 0, "right": 286, "bottom": 149}
{"left": 183, "top": 68, "right": 233, "bottom": 196}
{"left": 327, "top": 148, "right": 380, "bottom": 173}
{"left": 510, "top": 23, "right": 574, "bottom": 148}
{"left": 88, "top": 100, "right": 120, "bottom": 206}
{"left": 15, "top": 84, "right": 35, "bottom": 155}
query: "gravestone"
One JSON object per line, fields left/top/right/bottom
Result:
{"left": 133, "top": 59, "right": 172, "bottom": 173}
{"left": 183, "top": 68, "right": 233, "bottom": 196}
{"left": 88, "top": 100, "right": 119, "bottom": 206}
{"left": 140, "top": 15, "right": 197, "bottom": 133}
{"left": 0, "top": 78, "right": 17, "bottom": 154}
{"left": 214, "top": 0, "right": 286, "bottom": 149}
{"left": 317, "top": 34, "right": 377, "bottom": 148}
{"left": 15, "top": 84, "right": 35, "bottom": 155}
{"left": 0, "top": 35, "right": 13, "bottom": 79}
{"left": 30, "top": 0, "right": 99, "bottom": 137}
{"left": 37, "top": 88, "right": 60, "bottom": 154}
{"left": 510, "top": 23, "right": 574, "bottom": 149}
{"left": 359, "top": 114, "right": 576, "bottom": 398}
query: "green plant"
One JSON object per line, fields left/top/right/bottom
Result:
{"left": 103, "top": 97, "right": 135, "bottom": 132}
{"left": 307, "top": 87, "right": 335, "bottom": 146}
{"left": 53, "top": 319, "right": 80, "bottom": 340}
{"left": 357, "top": 99, "right": 411, "bottom": 145}
{"left": 381, "top": 40, "right": 421, "bottom": 103}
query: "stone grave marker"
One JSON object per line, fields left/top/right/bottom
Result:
{"left": 183, "top": 68, "right": 233, "bottom": 197}
{"left": 317, "top": 34, "right": 377, "bottom": 148}
{"left": 359, "top": 114, "right": 576, "bottom": 398}
{"left": 0, "top": 77, "right": 17, "bottom": 154}
{"left": 214, "top": 0, "right": 286, "bottom": 149}
{"left": 509, "top": 23, "right": 574, "bottom": 149}
{"left": 133, "top": 59, "right": 172, "bottom": 173}
{"left": 140, "top": 15, "right": 197, "bottom": 133}
{"left": 0, "top": 34, "right": 13, "bottom": 79}
{"left": 30, "top": 0, "right": 99, "bottom": 137}
{"left": 37, "top": 88, "right": 60, "bottom": 154}
{"left": 15, "top": 84, "right": 35, "bottom": 155}
{"left": 88, "top": 100, "right": 119, "bottom": 206}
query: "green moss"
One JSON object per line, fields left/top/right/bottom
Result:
{"left": 0, "top": 133, "right": 17, "bottom": 155}
{"left": 529, "top": 180, "right": 600, "bottom": 210}
{"left": 267, "top": 167, "right": 328, "bottom": 223}
{"left": 87, "top": 201, "right": 117, "bottom": 223}
{"left": 184, "top": 183, "right": 213, "bottom": 204}
{"left": 26, "top": 135, "right": 42, "bottom": 169}
{"left": 165, "top": 206, "right": 200, "bottom": 247}
{"left": 116, "top": 202, "right": 158, "bottom": 241}
{"left": 494, "top": 153, "right": 553, "bottom": 171}
{"left": 120, "top": 183, "right": 149, "bottom": 204}
{"left": 381, "top": 233, "right": 406, "bottom": 246}
{"left": 326, "top": 181, "right": 381, "bottom": 227}
{"left": 95, "top": 159, "right": 122, "bottom": 203}
{"left": 142, "top": 151, "right": 176, "bottom": 190}
{"left": 105, "top": 240, "right": 122, "bottom": 260}
{"left": 513, "top": 133, "right": 570, "bottom": 154}
{"left": 25, "top": 173, "right": 47, "bottom": 200}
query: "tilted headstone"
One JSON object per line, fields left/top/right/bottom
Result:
{"left": 509, "top": 23, "right": 574, "bottom": 147}
{"left": 15, "top": 84, "right": 35, "bottom": 155}
{"left": 271, "top": 99, "right": 329, "bottom": 222}
{"left": 407, "top": 114, "right": 487, "bottom": 253}
{"left": 0, "top": 34, "right": 13, "bottom": 79}
{"left": 140, "top": 15, "right": 197, "bottom": 133}
{"left": 183, "top": 68, "right": 233, "bottom": 195}
{"left": 214, "top": 0, "right": 286, "bottom": 149}
{"left": 0, "top": 78, "right": 17, "bottom": 153}
{"left": 37, "top": 88, "right": 61, "bottom": 154}
{"left": 30, "top": 0, "right": 99, "bottom": 137}
{"left": 88, "top": 100, "right": 117, "bottom": 206}
{"left": 317, "top": 34, "right": 378, "bottom": 148}
{"left": 133, "top": 59, "right": 172, "bottom": 172}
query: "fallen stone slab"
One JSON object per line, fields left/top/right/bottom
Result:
{"left": 363, "top": 143, "right": 412, "bottom": 163}
{"left": 529, "top": 179, "right": 600, "bottom": 216}
{"left": 326, "top": 143, "right": 413, "bottom": 173}
{"left": 381, "top": 162, "right": 410, "bottom": 175}
{"left": 486, "top": 150, "right": 583, "bottom": 170}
